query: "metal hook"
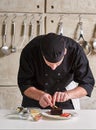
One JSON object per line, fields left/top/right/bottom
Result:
{"left": 12, "top": 14, "right": 17, "bottom": 22}
{"left": 39, "top": 14, "right": 42, "bottom": 22}
{"left": 79, "top": 14, "right": 82, "bottom": 23}
{"left": 30, "top": 14, "right": 34, "bottom": 24}
{"left": 3, "top": 14, "right": 8, "bottom": 22}
{"left": 23, "top": 14, "right": 27, "bottom": 23}
{"left": 78, "top": 14, "right": 83, "bottom": 30}
{"left": 37, "top": 14, "right": 42, "bottom": 25}
{"left": 59, "top": 15, "right": 63, "bottom": 22}
{"left": 79, "top": 22, "right": 83, "bottom": 30}
{"left": 30, "top": 14, "right": 34, "bottom": 21}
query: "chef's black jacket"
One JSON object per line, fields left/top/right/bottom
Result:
{"left": 18, "top": 35, "right": 95, "bottom": 109}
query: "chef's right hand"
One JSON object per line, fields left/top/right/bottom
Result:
{"left": 39, "top": 93, "right": 53, "bottom": 108}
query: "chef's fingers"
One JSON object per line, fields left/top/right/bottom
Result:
{"left": 39, "top": 93, "right": 53, "bottom": 108}
{"left": 56, "top": 92, "right": 62, "bottom": 102}
{"left": 44, "top": 95, "right": 53, "bottom": 107}
{"left": 54, "top": 92, "right": 64, "bottom": 102}
{"left": 53, "top": 92, "right": 70, "bottom": 104}
{"left": 52, "top": 92, "right": 58, "bottom": 106}
{"left": 59, "top": 92, "right": 70, "bottom": 102}
{"left": 39, "top": 98, "right": 49, "bottom": 108}
{"left": 59, "top": 92, "right": 65, "bottom": 102}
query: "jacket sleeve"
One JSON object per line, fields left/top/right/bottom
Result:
{"left": 17, "top": 48, "right": 35, "bottom": 95}
{"left": 73, "top": 47, "right": 95, "bottom": 97}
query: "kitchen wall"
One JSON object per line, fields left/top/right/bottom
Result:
{"left": 0, "top": 0, "right": 96, "bottom": 109}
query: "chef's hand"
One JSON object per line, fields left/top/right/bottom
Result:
{"left": 52, "top": 91, "right": 70, "bottom": 106}
{"left": 39, "top": 93, "right": 53, "bottom": 108}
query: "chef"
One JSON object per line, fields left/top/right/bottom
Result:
{"left": 18, "top": 33, "right": 95, "bottom": 109}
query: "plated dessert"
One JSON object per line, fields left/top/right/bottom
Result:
{"left": 41, "top": 106, "right": 72, "bottom": 120}
{"left": 50, "top": 106, "right": 63, "bottom": 115}
{"left": 50, "top": 106, "right": 71, "bottom": 117}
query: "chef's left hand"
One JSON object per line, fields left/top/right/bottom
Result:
{"left": 52, "top": 91, "right": 70, "bottom": 106}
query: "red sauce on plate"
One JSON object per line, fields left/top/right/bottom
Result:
{"left": 60, "top": 113, "right": 71, "bottom": 117}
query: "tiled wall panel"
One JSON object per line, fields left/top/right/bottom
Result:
{"left": 0, "top": 0, "right": 45, "bottom": 13}
{"left": 0, "top": 86, "right": 22, "bottom": 109}
{"left": 46, "top": 0, "right": 96, "bottom": 13}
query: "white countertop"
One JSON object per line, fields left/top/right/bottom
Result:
{"left": 0, "top": 109, "right": 96, "bottom": 130}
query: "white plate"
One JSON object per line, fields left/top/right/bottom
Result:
{"left": 41, "top": 111, "right": 78, "bottom": 120}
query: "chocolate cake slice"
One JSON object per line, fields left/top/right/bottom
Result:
{"left": 50, "top": 107, "right": 63, "bottom": 115}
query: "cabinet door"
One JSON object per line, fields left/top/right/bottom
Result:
{"left": 0, "top": 0, "right": 45, "bottom": 13}
{"left": 46, "top": 0, "right": 96, "bottom": 13}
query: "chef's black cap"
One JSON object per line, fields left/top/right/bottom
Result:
{"left": 40, "top": 33, "right": 66, "bottom": 63}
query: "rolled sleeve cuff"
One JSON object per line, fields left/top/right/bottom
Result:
{"left": 18, "top": 84, "right": 32, "bottom": 95}
{"left": 79, "top": 84, "right": 94, "bottom": 97}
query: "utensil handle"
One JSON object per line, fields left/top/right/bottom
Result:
{"left": 2, "top": 21, "right": 7, "bottom": 45}
{"left": 29, "top": 23, "right": 33, "bottom": 40}
{"left": 11, "top": 21, "right": 15, "bottom": 48}
{"left": 3, "top": 21, "right": 7, "bottom": 35}
{"left": 19, "top": 22, "right": 26, "bottom": 49}
{"left": 37, "top": 21, "right": 42, "bottom": 36}
{"left": 57, "top": 22, "right": 63, "bottom": 35}
{"left": 22, "top": 22, "right": 26, "bottom": 36}
{"left": 11, "top": 21, "right": 15, "bottom": 36}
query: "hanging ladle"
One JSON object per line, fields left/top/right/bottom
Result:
{"left": 1, "top": 17, "right": 10, "bottom": 55}
{"left": 77, "top": 22, "right": 92, "bottom": 56}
